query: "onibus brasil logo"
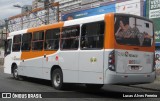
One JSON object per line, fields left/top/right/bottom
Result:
{"left": 118, "top": 51, "right": 138, "bottom": 58}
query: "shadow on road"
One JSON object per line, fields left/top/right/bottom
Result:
{"left": 1, "top": 65, "right": 158, "bottom": 99}
{"left": 7, "top": 76, "right": 155, "bottom": 99}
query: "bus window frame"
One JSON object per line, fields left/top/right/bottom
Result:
{"left": 114, "top": 14, "right": 154, "bottom": 47}
{"left": 44, "top": 28, "right": 60, "bottom": 51}
{"left": 80, "top": 21, "right": 105, "bottom": 50}
{"left": 21, "top": 33, "right": 32, "bottom": 52}
{"left": 60, "top": 25, "right": 80, "bottom": 50}
{"left": 12, "top": 34, "right": 21, "bottom": 52}
{"left": 32, "top": 31, "right": 44, "bottom": 51}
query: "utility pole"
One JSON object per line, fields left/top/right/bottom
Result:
{"left": 57, "top": 3, "right": 59, "bottom": 22}
{"left": 4, "top": 19, "right": 8, "bottom": 39}
{"left": 44, "top": 0, "right": 49, "bottom": 24}
{"left": 44, "top": 0, "right": 60, "bottom": 23}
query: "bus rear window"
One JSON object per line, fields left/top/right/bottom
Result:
{"left": 114, "top": 15, "right": 153, "bottom": 47}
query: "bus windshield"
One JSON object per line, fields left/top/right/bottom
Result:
{"left": 114, "top": 15, "right": 153, "bottom": 47}
{"left": 5, "top": 39, "right": 12, "bottom": 56}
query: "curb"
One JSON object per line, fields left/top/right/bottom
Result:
{"left": 155, "top": 76, "right": 160, "bottom": 82}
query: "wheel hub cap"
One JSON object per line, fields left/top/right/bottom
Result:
{"left": 54, "top": 73, "right": 60, "bottom": 87}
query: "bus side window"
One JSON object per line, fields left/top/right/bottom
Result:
{"left": 22, "top": 33, "right": 32, "bottom": 51}
{"left": 61, "top": 25, "right": 80, "bottom": 50}
{"left": 81, "top": 21, "right": 104, "bottom": 49}
{"left": 45, "top": 28, "right": 60, "bottom": 50}
{"left": 32, "top": 31, "right": 44, "bottom": 50}
{"left": 12, "top": 34, "right": 21, "bottom": 52}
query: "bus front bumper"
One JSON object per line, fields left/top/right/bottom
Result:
{"left": 104, "top": 71, "right": 156, "bottom": 85}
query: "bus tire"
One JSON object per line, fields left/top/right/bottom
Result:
{"left": 51, "top": 68, "right": 64, "bottom": 90}
{"left": 85, "top": 84, "right": 104, "bottom": 89}
{"left": 13, "top": 65, "right": 19, "bottom": 80}
{"left": 12, "top": 65, "right": 23, "bottom": 80}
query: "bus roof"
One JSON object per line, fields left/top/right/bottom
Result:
{"left": 64, "top": 14, "right": 105, "bottom": 26}
{"left": 9, "top": 29, "right": 28, "bottom": 37}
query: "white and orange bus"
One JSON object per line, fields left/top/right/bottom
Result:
{"left": 4, "top": 13, "right": 155, "bottom": 90}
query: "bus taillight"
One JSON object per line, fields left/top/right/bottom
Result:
{"left": 108, "top": 50, "right": 115, "bottom": 71}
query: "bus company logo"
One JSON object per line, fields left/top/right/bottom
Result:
{"left": 2, "top": 93, "right": 11, "bottom": 98}
{"left": 118, "top": 51, "right": 129, "bottom": 57}
{"left": 118, "top": 51, "right": 138, "bottom": 58}
{"left": 125, "top": 51, "right": 129, "bottom": 57}
{"left": 1, "top": 93, "right": 42, "bottom": 99}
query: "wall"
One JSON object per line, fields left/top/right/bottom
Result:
{"left": 155, "top": 49, "right": 160, "bottom": 69}
{"left": 146, "top": 0, "right": 160, "bottom": 69}
{"left": 146, "top": 0, "right": 160, "bottom": 46}
{"left": 62, "top": 0, "right": 144, "bottom": 21}
{"left": 62, "top": 3, "right": 115, "bottom": 21}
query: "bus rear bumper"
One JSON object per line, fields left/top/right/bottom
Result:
{"left": 104, "top": 71, "right": 156, "bottom": 85}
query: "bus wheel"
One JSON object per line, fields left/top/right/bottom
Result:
{"left": 85, "top": 84, "right": 104, "bottom": 89}
{"left": 13, "top": 65, "right": 19, "bottom": 80}
{"left": 52, "top": 69, "right": 64, "bottom": 90}
{"left": 13, "top": 65, "right": 23, "bottom": 80}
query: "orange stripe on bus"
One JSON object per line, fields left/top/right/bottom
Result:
{"left": 114, "top": 43, "right": 155, "bottom": 52}
{"left": 21, "top": 22, "right": 64, "bottom": 60}
{"left": 21, "top": 50, "right": 57, "bottom": 60}
{"left": 27, "top": 22, "right": 64, "bottom": 32}
{"left": 104, "top": 13, "right": 115, "bottom": 49}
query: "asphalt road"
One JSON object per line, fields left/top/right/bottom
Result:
{"left": 0, "top": 66, "right": 160, "bottom": 101}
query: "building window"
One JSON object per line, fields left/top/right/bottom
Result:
{"left": 21, "top": 33, "right": 32, "bottom": 51}
{"left": 45, "top": 28, "right": 60, "bottom": 50}
{"left": 12, "top": 35, "right": 21, "bottom": 52}
{"left": 61, "top": 25, "right": 80, "bottom": 50}
{"left": 81, "top": 21, "right": 105, "bottom": 49}
{"left": 32, "top": 31, "right": 44, "bottom": 50}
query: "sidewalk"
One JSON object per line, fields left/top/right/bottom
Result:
{"left": 130, "top": 76, "right": 160, "bottom": 91}
{"left": 0, "top": 65, "right": 3, "bottom": 72}
{"left": 156, "top": 68, "right": 160, "bottom": 76}
{"left": 155, "top": 76, "right": 160, "bottom": 82}
{"left": 155, "top": 68, "right": 160, "bottom": 83}
{"left": 129, "top": 70, "right": 160, "bottom": 91}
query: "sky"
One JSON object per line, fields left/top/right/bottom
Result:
{"left": 0, "top": 0, "right": 32, "bottom": 20}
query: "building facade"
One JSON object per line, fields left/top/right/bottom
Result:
{"left": 146, "top": 0, "right": 160, "bottom": 69}
{"left": 0, "top": 20, "right": 5, "bottom": 48}
{"left": 32, "top": 0, "right": 114, "bottom": 13}
{"left": 62, "top": 0, "right": 144, "bottom": 21}
{"left": 32, "top": 0, "right": 44, "bottom": 9}
{"left": 53, "top": 0, "right": 115, "bottom": 13}
{"left": 0, "top": 24, "right": 5, "bottom": 59}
